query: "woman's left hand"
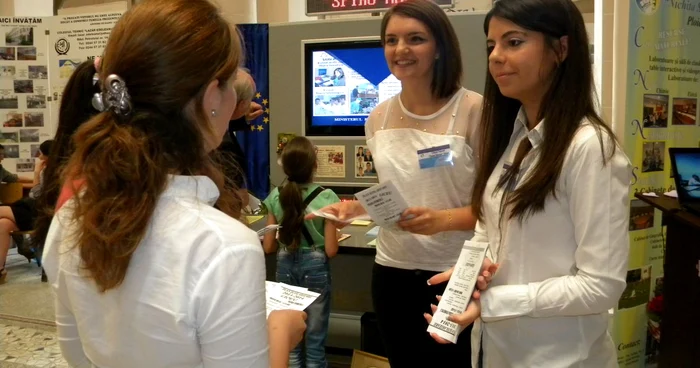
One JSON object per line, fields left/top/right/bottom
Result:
{"left": 397, "top": 207, "right": 445, "bottom": 235}
{"left": 424, "top": 296, "right": 482, "bottom": 344}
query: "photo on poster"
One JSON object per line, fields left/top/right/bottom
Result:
{"left": 0, "top": 47, "right": 14, "bottom": 61}
{"left": 58, "top": 59, "right": 83, "bottom": 79}
{"left": 349, "top": 83, "right": 379, "bottom": 114}
{"left": 19, "top": 128, "right": 39, "bottom": 143}
{"left": 30, "top": 144, "right": 40, "bottom": 158}
{"left": 671, "top": 97, "right": 697, "bottom": 125}
{"left": 315, "top": 145, "right": 345, "bottom": 178}
{"left": 24, "top": 112, "right": 44, "bottom": 127}
{"left": 0, "top": 66, "right": 15, "bottom": 78}
{"left": 3, "top": 144, "right": 18, "bottom": 158}
{"left": 0, "top": 95, "right": 18, "bottom": 109}
{"left": 16, "top": 47, "right": 36, "bottom": 61}
{"left": 642, "top": 94, "right": 669, "bottom": 128}
{"left": 618, "top": 265, "right": 652, "bottom": 310}
{"left": 642, "top": 141, "right": 665, "bottom": 173}
{"left": 0, "top": 132, "right": 18, "bottom": 143}
{"left": 3, "top": 112, "right": 22, "bottom": 127}
{"left": 314, "top": 67, "right": 346, "bottom": 87}
{"left": 313, "top": 94, "right": 347, "bottom": 116}
{"left": 13, "top": 80, "right": 33, "bottom": 94}
{"left": 5, "top": 27, "right": 33, "bottom": 46}
{"left": 16, "top": 158, "right": 34, "bottom": 172}
{"left": 26, "top": 95, "right": 46, "bottom": 109}
{"left": 629, "top": 199, "right": 654, "bottom": 231}
{"left": 27, "top": 65, "right": 47, "bottom": 79}
{"left": 354, "top": 145, "right": 376, "bottom": 178}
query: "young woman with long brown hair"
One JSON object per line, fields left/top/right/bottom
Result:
{"left": 426, "top": 1, "right": 631, "bottom": 366}
{"left": 42, "top": 1, "right": 305, "bottom": 367}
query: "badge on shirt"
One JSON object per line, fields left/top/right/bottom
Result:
{"left": 417, "top": 144, "right": 454, "bottom": 169}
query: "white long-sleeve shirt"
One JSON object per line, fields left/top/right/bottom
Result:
{"left": 474, "top": 110, "right": 631, "bottom": 367}
{"left": 42, "top": 175, "right": 269, "bottom": 368}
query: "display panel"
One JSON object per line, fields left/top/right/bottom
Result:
{"left": 304, "top": 39, "right": 401, "bottom": 137}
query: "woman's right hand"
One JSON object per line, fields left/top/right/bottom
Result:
{"left": 304, "top": 201, "right": 366, "bottom": 229}
{"left": 267, "top": 310, "right": 307, "bottom": 351}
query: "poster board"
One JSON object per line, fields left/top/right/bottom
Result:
{"left": 48, "top": 12, "right": 123, "bottom": 134}
{"left": 0, "top": 17, "right": 51, "bottom": 174}
{"left": 613, "top": 1, "right": 700, "bottom": 367}
{"left": 316, "top": 144, "right": 345, "bottom": 178}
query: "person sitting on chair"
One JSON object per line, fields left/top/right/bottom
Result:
{"left": 0, "top": 139, "right": 52, "bottom": 284}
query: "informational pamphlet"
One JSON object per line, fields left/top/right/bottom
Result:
{"left": 355, "top": 180, "right": 409, "bottom": 228}
{"left": 265, "top": 281, "right": 320, "bottom": 317}
{"left": 427, "top": 241, "right": 489, "bottom": 343}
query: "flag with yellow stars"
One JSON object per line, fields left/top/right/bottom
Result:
{"left": 236, "top": 24, "right": 270, "bottom": 199}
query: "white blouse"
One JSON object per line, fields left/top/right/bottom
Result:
{"left": 475, "top": 109, "right": 632, "bottom": 367}
{"left": 42, "top": 175, "right": 268, "bottom": 368}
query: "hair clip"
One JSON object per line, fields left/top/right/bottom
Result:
{"left": 91, "top": 74, "right": 132, "bottom": 117}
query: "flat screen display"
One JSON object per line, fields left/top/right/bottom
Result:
{"left": 305, "top": 40, "right": 401, "bottom": 136}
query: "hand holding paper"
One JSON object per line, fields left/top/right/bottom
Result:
{"left": 398, "top": 207, "right": 444, "bottom": 235}
{"left": 305, "top": 200, "right": 369, "bottom": 228}
{"left": 425, "top": 241, "right": 490, "bottom": 344}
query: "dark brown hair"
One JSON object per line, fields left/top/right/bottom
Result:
{"left": 32, "top": 60, "right": 99, "bottom": 251}
{"left": 62, "top": 0, "right": 241, "bottom": 292}
{"left": 278, "top": 137, "right": 317, "bottom": 250}
{"left": 380, "top": 0, "right": 462, "bottom": 99}
{"left": 472, "top": 0, "right": 616, "bottom": 221}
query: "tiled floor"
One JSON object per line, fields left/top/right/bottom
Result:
{"left": 0, "top": 323, "right": 68, "bottom": 367}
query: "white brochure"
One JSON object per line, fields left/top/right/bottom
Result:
{"left": 256, "top": 224, "right": 281, "bottom": 236}
{"left": 427, "top": 241, "right": 489, "bottom": 343}
{"left": 265, "top": 281, "right": 320, "bottom": 317}
{"left": 354, "top": 180, "right": 409, "bottom": 228}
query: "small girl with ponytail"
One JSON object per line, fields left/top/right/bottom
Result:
{"left": 263, "top": 136, "right": 340, "bottom": 368}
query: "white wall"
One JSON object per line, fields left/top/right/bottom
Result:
{"left": 14, "top": 0, "right": 52, "bottom": 16}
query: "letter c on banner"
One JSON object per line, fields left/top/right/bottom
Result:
{"left": 634, "top": 26, "right": 645, "bottom": 48}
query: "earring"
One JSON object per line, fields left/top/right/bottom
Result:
{"left": 211, "top": 109, "right": 217, "bottom": 117}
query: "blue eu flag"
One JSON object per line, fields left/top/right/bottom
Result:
{"left": 237, "top": 24, "right": 270, "bottom": 199}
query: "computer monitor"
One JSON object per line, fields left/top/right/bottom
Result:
{"left": 304, "top": 39, "right": 401, "bottom": 137}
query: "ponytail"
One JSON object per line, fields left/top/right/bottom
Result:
{"left": 64, "top": 109, "right": 239, "bottom": 292}
{"left": 278, "top": 181, "right": 305, "bottom": 250}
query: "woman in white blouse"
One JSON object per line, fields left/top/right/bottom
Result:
{"left": 426, "top": 0, "right": 631, "bottom": 367}
{"left": 42, "top": 1, "right": 305, "bottom": 367}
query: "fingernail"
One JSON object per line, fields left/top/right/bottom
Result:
{"left": 426, "top": 280, "right": 431, "bottom": 286}
{"left": 431, "top": 304, "right": 436, "bottom": 309}
{"left": 436, "top": 295, "right": 441, "bottom": 299}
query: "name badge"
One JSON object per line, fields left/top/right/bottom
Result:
{"left": 418, "top": 144, "right": 454, "bottom": 169}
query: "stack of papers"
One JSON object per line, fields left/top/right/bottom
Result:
{"left": 265, "top": 281, "right": 320, "bottom": 317}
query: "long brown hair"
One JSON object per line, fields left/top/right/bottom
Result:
{"left": 32, "top": 61, "right": 99, "bottom": 250}
{"left": 278, "top": 137, "right": 317, "bottom": 250}
{"left": 62, "top": 0, "right": 241, "bottom": 292}
{"left": 380, "top": 0, "right": 462, "bottom": 99}
{"left": 471, "top": 0, "right": 616, "bottom": 222}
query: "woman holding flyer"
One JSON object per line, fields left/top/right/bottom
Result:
{"left": 308, "top": 1, "right": 493, "bottom": 366}
{"left": 426, "top": 1, "right": 631, "bottom": 367}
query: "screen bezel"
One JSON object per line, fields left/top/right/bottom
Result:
{"left": 304, "top": 39, "right": 384, "bottom": 137}
{"left": 669, "top": 147, "right": 700, "bottom": 203}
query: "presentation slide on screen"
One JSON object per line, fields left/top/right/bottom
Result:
{"left": 311, "top": 47, "right": 400, "bottom": 127}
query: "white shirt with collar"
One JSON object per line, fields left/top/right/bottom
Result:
{"left": 42, "top": 175, "right": 268, "bottom": 368}
{"left": 474, "top": 109, "right": 632, "bottom": 368}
